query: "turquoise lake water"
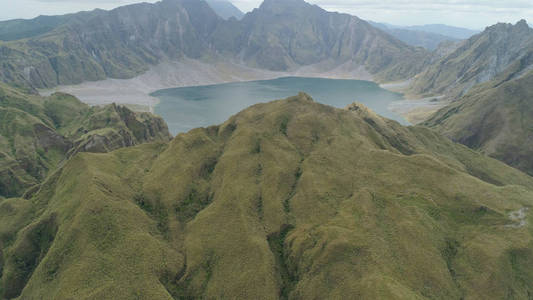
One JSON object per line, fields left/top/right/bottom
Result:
{"left": 152, "top": 77, "right": 407, "bottom": 135}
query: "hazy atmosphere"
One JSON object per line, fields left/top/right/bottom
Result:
{"left": 1, "top": 0, "right": 532, "bottom": 29}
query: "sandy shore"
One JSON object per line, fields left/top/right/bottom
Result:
{"left": 388, "top": 96, "right": 448, "bottom": 124}
{"left": 39, "top": 58, "right": 374, "bottom": 113}
{"left": 379, "top": 80, "right": 449, "bottom": 124}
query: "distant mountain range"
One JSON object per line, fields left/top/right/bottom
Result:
{"left": 368, "top": 22, "right": 473, "bottom": 50}
{"left": 400, "top": 24, "right": 479, "bottom": 40}
{"left": 0, "top": 0, "right": 430, "bottom": 89}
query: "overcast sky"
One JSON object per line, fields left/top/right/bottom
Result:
{"left": 0, "top": 0, "right": 532, "bottom": 30}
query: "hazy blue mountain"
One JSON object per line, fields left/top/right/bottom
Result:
{"left": 205, "top": 0, "right": 244, "bottom": 20}
{"left": 404, "top": 24, "right": 479, "bottom": 39}
{"left": 372, "top": 22, "right": 478, "bottom": 40}
{"left": 369, "top": 21, "right": 458, "bottom": 50}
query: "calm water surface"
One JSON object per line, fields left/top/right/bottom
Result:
{"left": 152, "top": 77, "right": 407, "bottom": 135}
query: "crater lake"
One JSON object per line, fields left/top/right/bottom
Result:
{"left": 152, "top": 77, "right": 407, "bottom": 135}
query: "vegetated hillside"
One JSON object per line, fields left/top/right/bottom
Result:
{"left": 369, "top": 21, "right": 458, "bottom": 50}
{"left": 0, "top": 0, "right": 430, "bottom": 89}
{"left": 1, "top": 93, "right": 532, "bottom": 299}
{"left": 424, "top": 63, "right": 533, "bottom": 177}
{"left": 205, "top": 0, "right": 244, "bottom": 20}
{"left": 409, "top": 20, "right": 533, "bottom": 98}
{"left": 0, "top": 83, "right": 171, "bottom": 198}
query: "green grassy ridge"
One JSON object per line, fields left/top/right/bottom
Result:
{"left": 424, "top": 68, "right": 533, "bottom": 177}
{"left": 0, "top": 83, "right": 171, "bottom": 198}
{"left": 2, "top": 93, "right": 532, "bottom": 299}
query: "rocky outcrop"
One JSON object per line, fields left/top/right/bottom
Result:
{"left": 0, "top": 84, "right": 171, "bottom": 198}
{"left": 68, "top": 104, "right": 171, "bottom": 156}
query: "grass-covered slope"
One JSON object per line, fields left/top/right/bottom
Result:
{"left": 2, "top": 94, "right": 532, "bottom": 299}
{"left": 424, "top": 68, "right": 533, "bottom": 177}
{"left": 0, "top": 83, "right": 171, "bottom": 198}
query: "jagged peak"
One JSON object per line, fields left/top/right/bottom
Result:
{"left": 516, "top": 19, "right": 529, "bottom": 27}
{"left": 484, "top": 19, "right": 532, "bottom": 34}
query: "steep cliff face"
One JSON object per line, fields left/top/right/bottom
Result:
{"left": 0, "top": 84, "right": 171, "bottom": 197}
{"left": 0, "top": 0, "right": 429, "bottom": 89}
{"left": 410, "top": 20, "right": 533, "bottom": 97}
{"left": 213, "top": 0, "right": 430, "bottom": 80}
{"left": 1, "top": 94, "right": 533, "bottom": 299}
{"left": 0, "top": 0, "right": 221, "bottom": 89}
{"left": 69, "top": 104, "right": 172, "bottom": 156}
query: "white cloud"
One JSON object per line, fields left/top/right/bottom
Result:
{"left": 232, "top": 0, "right": 532, "bottom": 29}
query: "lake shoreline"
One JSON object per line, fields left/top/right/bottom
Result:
{"left": 39, "top": 58, "right": 441, "bottom": 127}
{"left": 39, "top": 58, "right": 374, "bottom": 113}
{"left": 152, "top": 77, "right": 407, "bottom": 134}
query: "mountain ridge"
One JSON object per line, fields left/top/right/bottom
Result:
{"left": 409, "top": 19, "right": 533, "bottom": 98}
{"left": 0, "top": 0, "right": 430, "bottom": 90}
{"left": 1, "top": 94, "right": 533, "bottom": 299}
